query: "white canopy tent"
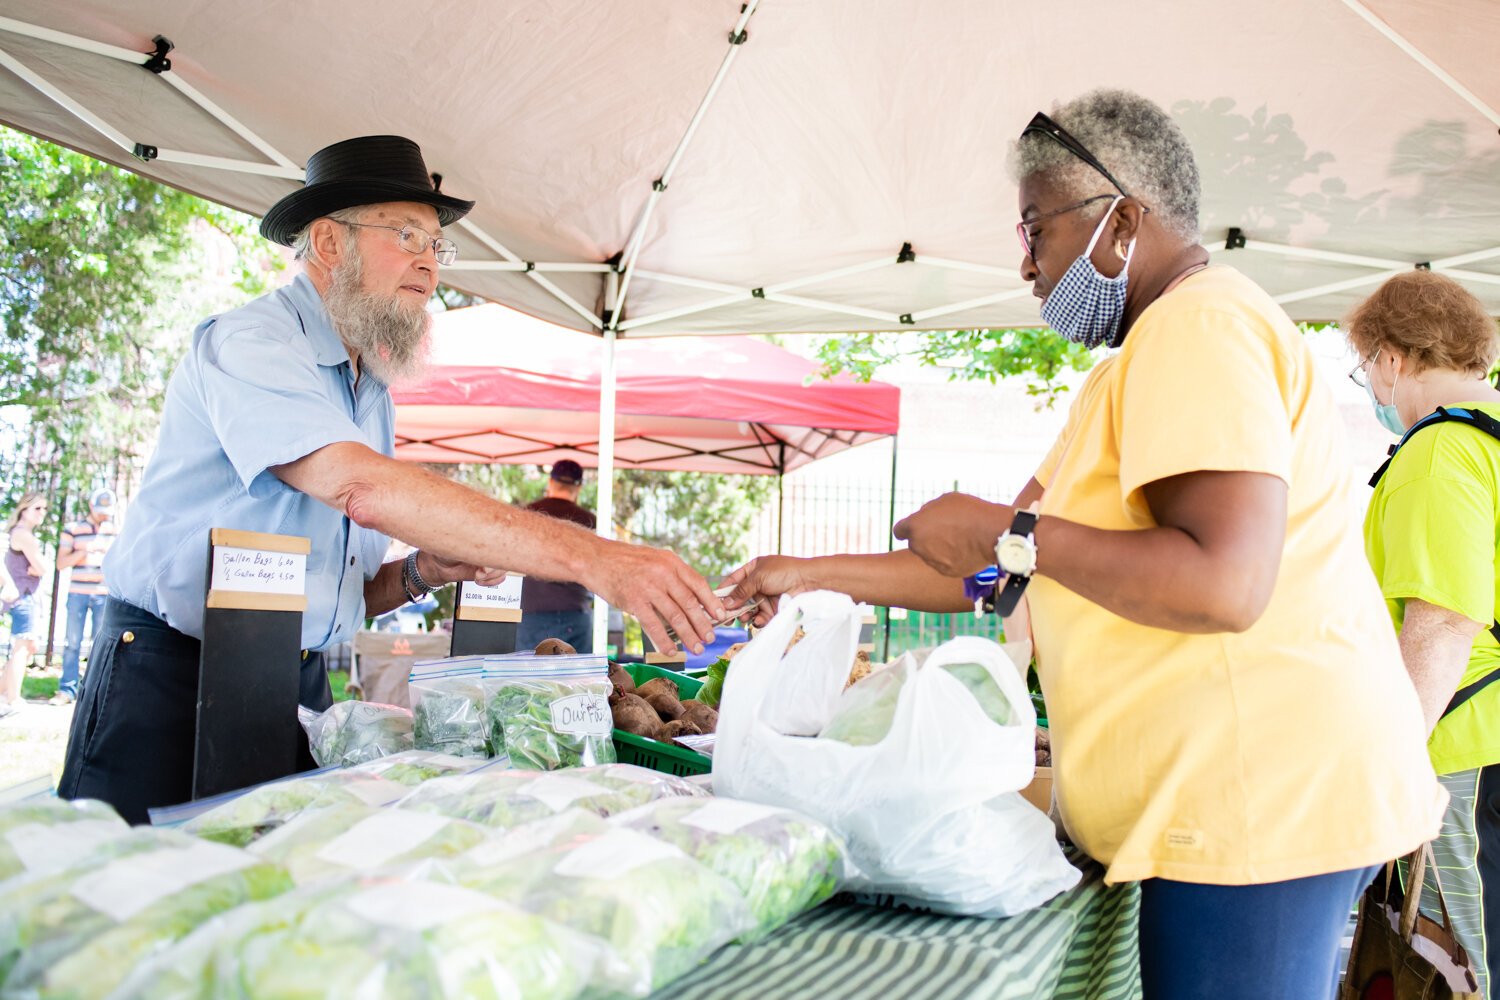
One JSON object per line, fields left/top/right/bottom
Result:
{"left": 2, "top": 1, "right": 1497, "bottom": 646}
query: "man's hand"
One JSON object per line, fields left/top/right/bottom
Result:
{"left": 720, "top": 556, "right": 815, "bottom": 627}
{"left": 417, "top": 551, "right": 506, "bottom": 588}
{"left": 893, "top": 493, "right": 1011, "bottom": 578}
{"left": 586, "top": 542, "right": 722, "bottom": 655}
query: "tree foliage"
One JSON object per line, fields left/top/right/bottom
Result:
{"left": 0, "top": 127, "right": 280, "bottom": 530}
{"left": 436, "top": 463, "right": 776, "bottom": 580}
{"left": 815, "top": 326, "right": 1096, "bottom": 406}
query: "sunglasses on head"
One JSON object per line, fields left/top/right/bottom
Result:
{"left": 1021, "top": 111, "right": 1132, "bottom": 198}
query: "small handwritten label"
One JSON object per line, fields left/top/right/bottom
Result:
{"left": 681, "top": 799, "right": 788, "bottom": 835}
{"left": 210, "top": 546, "right": 306, "bottom": 595}
{"left": 553, "top": 830, "right": 688, "bottom": 880}
{"left": 460, "top": 576, "right": 523, "bottom": 610}
{"left": 549, "top": 694, "right": 611, "bottom": 738}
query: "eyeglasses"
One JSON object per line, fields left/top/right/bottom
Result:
{"left": 1016, "top": 194, "right": 1117, "bottom": 259}
{"left": 1021, "top": 111, "right": 1133, "bottom": 197}
{"left": 1348, "top": 358, "right": 1373, "bottom": 388}
{"left": 339, "top": 221, "right": 458, "bottom": 266}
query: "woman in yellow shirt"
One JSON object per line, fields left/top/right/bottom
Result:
{"left": 726, "top": 89, "right": 1444, "bottom": 998}
{"left": 1349, "top": 271, "right": 1500, "bottom": 994}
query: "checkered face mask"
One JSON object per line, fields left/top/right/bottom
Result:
{"left": 1039, "top": 196, "right": 1133, "bottom": 349}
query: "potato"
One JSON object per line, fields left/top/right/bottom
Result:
{"left": 846, "top": 649, "right": 872, "bottom": 689}
{"left": 644, "top": 691, "right": 685, "bottom": 722}
{"left": 635, "top": 677, "right": 681, "bottom": 702}
{"left": 679, "top": 700, "right": 718, "bottom": 734}
{"left": 534, "top": 638, "right": 576, "bottom": 655}
{"left": 607, "top": 662, "right": 636, "bottom": 702}
{"left": 612, "top": 694, "right": 663, "bottom": 739}
{"left": 660, "top": 720, "right": 703, "bottom": 741}
{"left": 723, "top": 642, "right": 747, "bottom": 660}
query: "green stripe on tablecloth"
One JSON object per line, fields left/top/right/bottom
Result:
{"left": 653, "top": 849, "right": 1140, "bottom": 1000}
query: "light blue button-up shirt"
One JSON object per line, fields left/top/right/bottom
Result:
{"left": 106, "top": 274, "right": 395, "bottom": 650}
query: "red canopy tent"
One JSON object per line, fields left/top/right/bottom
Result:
{"left": 393, "top": 303, "right": 901, "bottom": 476}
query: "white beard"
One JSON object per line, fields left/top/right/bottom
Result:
{"left": 323, "top": 250, "right": 432, "bottom": 385}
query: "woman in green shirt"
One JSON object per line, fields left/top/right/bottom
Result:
{"left": 1349, "top": 269, "right": 1500, "bottom": 993}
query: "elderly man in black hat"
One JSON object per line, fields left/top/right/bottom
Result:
{"left": 60, "top": 136, "right": 723, "bottom": 823}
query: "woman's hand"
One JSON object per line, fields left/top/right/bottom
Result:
{"left": 720, "top": 556, "right": 815, "bottom": 626}
{"left": 893, "top": 493, "right": 1012, "bottom": 577}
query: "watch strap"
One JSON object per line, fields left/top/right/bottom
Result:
{"left": 1010, "top": 508, "right": 1038, "bottom": 538}
{"left": 993, "top": 570, "right": 1030, "bottom": 617}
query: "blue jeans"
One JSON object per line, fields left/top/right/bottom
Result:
{"left": 60, "top": 592, "right": 106, "bottom": 698}
{"left": 518, "top": 610, "right": 593, "bottom": 653}
{"left": 1139, "top": 864, "right": 1380, "bottom": 999}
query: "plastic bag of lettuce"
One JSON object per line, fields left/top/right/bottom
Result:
{"left": 298, "top": 700, "right": 413, "bottom": 767}
{"left": 440, "top": 826, "right": 753, "bottom": 997}
{"left": 113, "top": 876, "right": 605, "bottom": 1000}
{"left": 0, "top": 826, "right": 291, "bottom": 999}
{"left": 0, "top": 797, "right": 130, "bottom": 883}
{"left": 247, "top": 804, "right": 493, "bottom": 886}
{"left": 394, "top": 763, "right": 704, "bottom": 831}
{"left": 409, "top": 657, "right": 491, "bottom": 759}
{"left": 484, "top": 654, "right": 615, "bottom": 770}
{"left": 346, "top": 748, "right": 488, "bottom": 786}
{"left": 610, "top": 797, "right": 849, "bottom": 940}
{"left": 177, "top": 770, "right": 406, "bottom": 847}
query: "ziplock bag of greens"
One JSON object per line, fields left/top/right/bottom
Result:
{"left": 409, "top": 656, "right": 492, "bottom": 759}
{"left": 0, "top": 826, "right": 291, "bottom": 999}
{"left": 112, "top": 874, "right": 604, "bottom": 1000}
{"left": 610, "top": 797, "right": 849, "bottom": 940}
{"left": 346, "top": 748, "right": 488, "bottom": 786}
{"left": 439, "top": 826, "right": 752, "bottom": 997}
{"left": 0, "top": 797, "right": 130, "bottom": 884}
{"left": 177, "top": 769, "right": 405, "bottom": 847}
{"left": 297, "top": 699, "right": 414, "bottom": 767}
{"left": 247, "top": 803, "right": 493, "bottom": 886}
{"left": 483, "top": 653, "right": 615, "bottom": 770}
{"left": 394, "top": 764, "right": 704, "bottom": 831}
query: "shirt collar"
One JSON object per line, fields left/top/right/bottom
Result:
{"left": 286, "top": 273, "right": 354, "bottom": 369}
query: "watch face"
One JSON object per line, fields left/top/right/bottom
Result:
{"left": 996, "top": 535, "right": 1037, "bottom": 576}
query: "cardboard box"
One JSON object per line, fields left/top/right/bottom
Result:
{"left": 1021, "top": 765, "right": 1053, "bottom": 814}
{"left": 350, "top": 631, "right": 453, "bottom": 708}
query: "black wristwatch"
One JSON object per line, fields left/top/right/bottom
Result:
{"left": 992, "top": 509, "right": 1038, "bottom": 616}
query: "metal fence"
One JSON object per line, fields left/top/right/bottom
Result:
{"left": 731, "top": 477, "right": 1012, "bottom": 658}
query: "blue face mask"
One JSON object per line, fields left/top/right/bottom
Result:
{"left": 1365, "top": 362, "right": 1406, "bottom": 435}
{"left": 1040, "top": 196, "right": 1134, "bottom": 349}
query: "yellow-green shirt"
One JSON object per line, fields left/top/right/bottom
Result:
{"left": 1364, "top": 401, "right": 1500, "bottom": 775}
{"left": 1030, "top": 266, "right": 1445, "bottom": 885}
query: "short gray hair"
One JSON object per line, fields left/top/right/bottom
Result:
{"left": 1010, "top": 89, "right": 1201, "bottom": 243}
{"left": 290, "top": 206, "right": 368, "bottom": 263}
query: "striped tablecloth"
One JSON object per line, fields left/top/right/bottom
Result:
{"left": 654, "top": 852, "right": 1142, "bottom": 1000}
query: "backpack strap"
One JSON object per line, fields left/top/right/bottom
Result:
{"left": 1373, "top": 407, "right": 1500, "bottom": 721}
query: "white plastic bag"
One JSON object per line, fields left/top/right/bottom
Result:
{"left": 715, "top": 610, "right": 1078, "bottom": 917}
{"left": 742, "top": 590, "right": 864, "bottom": 736}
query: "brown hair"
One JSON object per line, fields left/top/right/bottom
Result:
{"left": 1345, "top": 271, "right": 1500, "bottom": 377}
{"left": 7, "top": 491, "right": 46, "bottom": 532}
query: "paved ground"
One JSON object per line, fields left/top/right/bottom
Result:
{"left": 0, "top": 664, "right": 73, "bottom": 789}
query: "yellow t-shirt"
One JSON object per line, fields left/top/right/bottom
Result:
{"left": 1029, "top": 266, "right": 1445, "bottom": 885}
{"left": 1364, "top": 402, "right": 1500, "bottom": 775}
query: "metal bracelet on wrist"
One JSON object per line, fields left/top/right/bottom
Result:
{"left": 403, "top": 549, "right": 434, "bottom": 601}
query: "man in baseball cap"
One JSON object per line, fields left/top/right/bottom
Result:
{"left": 520, "top": 461, "right": 596, "bottom": 651}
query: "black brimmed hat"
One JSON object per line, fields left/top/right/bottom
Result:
{"left": 260, "top": 135, "right": 475, "bottom": 246}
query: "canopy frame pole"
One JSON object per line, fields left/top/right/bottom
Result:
{"left": 593, "top": 272, "right": 621, "bottom": 654}
{"left": 776, "top": 442, "right": 786, "bottom": 556}
{"left": 1338, "top": 0, "right": 1500, "bottom": 127}
{"left": 442, "top": 261, "right": 614, "bottom": 274}
{"left": 457, "top": 218, "right": 604, "bottom": 330}
{"left": 883, "top": 434, "right": 899, "bottom": 661}
{"left": 0, "top": 44, "right": 135, "bottom": 154}
{"left": 910, "top": 288, "right": 1035, "bottom": 324}
{"left": 611, "top": 0, "right": 761, "bottom": 325}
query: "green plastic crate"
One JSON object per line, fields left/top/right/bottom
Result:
{"left": 611, "top": 663, "right": 712, "bottom": 776}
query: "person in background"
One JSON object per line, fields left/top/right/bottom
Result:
{"left": 52, "top": 487, "right": 119, "bottom": 706}
{"left": 0, "top": 492, "right": 48, "bottom": 719}
{"left": 727, "top": 89, "right": 1446, "bottom": 999}
{"left": 519, "top": 460, "right": 597, "bottom": 652}
{"left": 1348, "top": 270, "right": 1500, "bottom": 994}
